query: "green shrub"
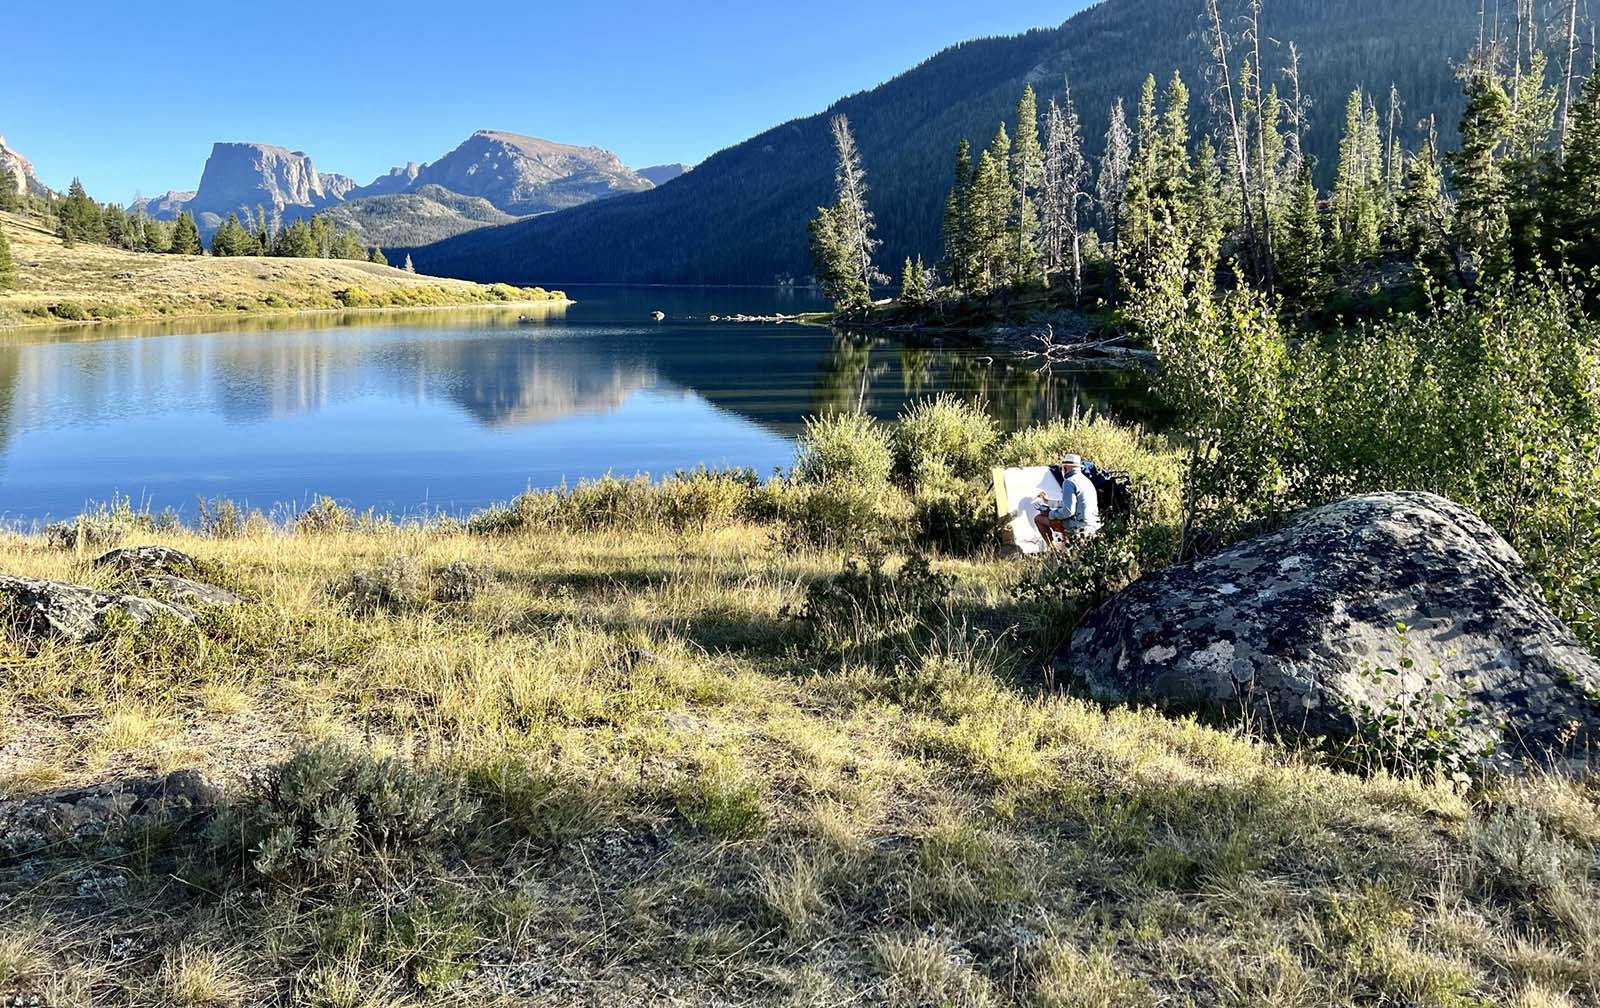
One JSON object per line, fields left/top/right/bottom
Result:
{"left": 48, "top": 301, "right": 90, "bottom": 321}
{"left": 795, "top": 412, "right": 894, "bottom": 488}
{"left": 220, "top": 742, "right": 478, "bottom": 889}
{"left": 776, "top": 481, "right": 890, "bottom": 551}
{"left": 295, "top": 496, "right": 355, "bottom": 536}
{"left": 1013, "top": 533, "right": 1143, "bottom": 657}
{"left": 892, "top": 394, "right": 999, "bottom": 484}
{"left": 659, "top": 467, "right": 758, "bottom": 532}
{"left": 196, "top": 497, "right": 250, "bottom": 539}
{"left": 381, "top": 893, "right": 484, "bottom": 989}
{"left": 910, "top": 470, "right": 1002, "bottom": 556}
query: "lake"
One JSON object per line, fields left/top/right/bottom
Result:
{"left": 0, "top": 287, "right": 1151, "bottom": 525}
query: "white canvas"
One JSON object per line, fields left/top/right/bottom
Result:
{"left": 993, "top": 466, "right": 1065, "bottom": 555}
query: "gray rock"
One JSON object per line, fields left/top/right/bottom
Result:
{"left": 93, "top": 545, "right": 199, "bottom": 576}
{"left": 0, "top": 575, "right": 196, "bottom": 645}
{"left": 1071, "top": 492, "right": 1600, "bottom": 769}
{"left": 0, "top": 770, "right": 219, "bottom": 849}
{"left": 134, "top": 574, "right": 245, "bottom": 609}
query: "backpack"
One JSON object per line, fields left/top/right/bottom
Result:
{"left": 1053, "top": 460, "right": 1133, "bottom": 523}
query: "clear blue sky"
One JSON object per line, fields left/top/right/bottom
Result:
{"left": 4, "top": 1, "right": 1091, "bottom": 203}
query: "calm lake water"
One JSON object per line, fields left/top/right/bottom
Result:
{"left": 0, "top": 287, "right": 1151, "bottom": 524}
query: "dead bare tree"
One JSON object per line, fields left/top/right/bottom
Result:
{"left": 1205, "top": 0, "right": 1263, "bottom": 286}
{"left": 1282, "top": 41, "right": 1310, "bottom": 177}
{"left": 1246, "top": 0, "right": 1276, "bottom": 293}
{"left": 1563, "top": 0, "right": 1582, "bottom": 145}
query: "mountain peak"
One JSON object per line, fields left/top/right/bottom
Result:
{"left": 0, "top": 135, "right": 45, "bottom": 198}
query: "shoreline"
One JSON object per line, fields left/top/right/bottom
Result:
{"left": 0, "top": 296, "right": 575, "bottom": 335}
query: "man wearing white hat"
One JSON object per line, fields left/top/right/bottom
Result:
{"left": 1032, "top": 454, "right": 1102, "bottom": 550}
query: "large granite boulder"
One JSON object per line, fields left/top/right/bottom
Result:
{"left": 1071, "top": 492, "right": 1600, "bottom": 769}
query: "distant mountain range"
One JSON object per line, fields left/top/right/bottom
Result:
{"left": 410, "top": 0, "right": 1480, "bottom": 285}
{"left": 134, "top": 130, "right": 683, "bottom": 246}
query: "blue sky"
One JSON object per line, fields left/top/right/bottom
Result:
{"left": 4, "top": 1, "right": 1092, "bottom": 203}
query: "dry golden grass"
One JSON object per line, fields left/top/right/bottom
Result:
{"left": 0, "top": 515, "right": 1597, "bottom": 1006}
{"left": 0, "top": 212, "right": 568, "bottom": 329}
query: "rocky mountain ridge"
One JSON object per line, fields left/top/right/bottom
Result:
{"left": 0, "top": 135, "right": 45, "bottom": 197}
{"left": 142, "top": 130, "right": 669, "bottom": 243}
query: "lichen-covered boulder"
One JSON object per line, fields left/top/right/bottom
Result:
{"left": 92, "top": 545, "right": 199, "bottom": 576}
{"left": 0, "top": 575, "right": 197, "bottom": 645}
{"left": 1071, "top": 492, "right": 1600, "bottom": 769}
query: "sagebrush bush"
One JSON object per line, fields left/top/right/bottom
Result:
{"left": 892, "top": 394, "right": 1000, "bottom": 484}
{"left": 220, "top": 742, "right": 478, "bottom": 889}
{"left": 432, "top": 560, "right": 491, "bottom": 604}
{"left": 795, "top": 412, "right": 895, "bottom": 488}
{"left": 338, "top": 555, "right": 428, "bottom": 615}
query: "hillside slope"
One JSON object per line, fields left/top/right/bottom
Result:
{"left": 0, "top": 212, "right": 564, "bottom": 328}
{"left": 413, "top": 0, "right": 1478, "bottom": 285}
{"left": 315, "top": 184, "right": 517, "bottom": 248}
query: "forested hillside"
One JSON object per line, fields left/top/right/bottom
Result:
{"left": 413, "top": 0, "right": 1480, "bottom": 285}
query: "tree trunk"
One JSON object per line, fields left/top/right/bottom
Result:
{"left": 1561, "top": 0, "right": 1581, "bottom": 148}
{"left": 1248, "top": 1, "right": 1276, "bottom": 294}
{"left": 1207, "top": 0, "right": 1261, "bottom": 285}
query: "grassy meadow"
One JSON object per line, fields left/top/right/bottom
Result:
{"left": 2, "top": 449, "right": 1600, "bottom": 1007}
{"left": 0, "top": 213, "right": 567, "bottom": 330}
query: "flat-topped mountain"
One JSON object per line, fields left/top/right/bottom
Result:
{"left": 353, "top": 130, "right": 652, "bottom": 215}
{"left": 184, "top": 142, "right": 343, "bottom": 231}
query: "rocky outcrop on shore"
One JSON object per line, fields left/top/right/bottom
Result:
{"left": 1071, "top": 492, "right": 1600, "bottom": 770}
{"left": 0, "top": 547, "right": 243, "bottom": 646}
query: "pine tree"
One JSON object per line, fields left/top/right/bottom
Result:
{"left": 1277, "top": 166, "right": 1328, "bottom": 303}
{"left": 1450, "top": 68, "right": 1512, "bottom": 268}
{"left": 403, "top": 252, "right": 417, "bottom": 273}
{"left": 942, "top": 139, "right": 974, "bottom": 291}
{"left": 1124, "top": 75, "right": 1161, "bottom": 258}
{"left": 1334, "top": 90, "right": 1380, "bottom": 260}
{"left": 141, "top": 215, "right": 170, "bottom": 254}
{"left": 1188, "top": 136, "right": 1224, "bottom": 276}
{"left": 1552, "top": 73, "right": 1600, "bottom": 273}
{"left": 1397, "top": 120, "right": 1454, "bottom": 277}
{"left": 58, "top": 178, "right": 105, "bottom": 245}
{"left": 210, "top": 213, "right": 248, "bottom": 256}
{"left": 0, "top": 168, "right": 17, "bottom": 213}
{"left": 808, "top": 115, "right": 884, "bottom": 310}
{"left": 170, "top": 212, "right": 203, "bottom": 255}
{"left": 272, "top": 218, "right": 316, "bottom": 258}
{"left": 330, "top": 230, "right": 368, "bottom": 260}
{"left": 967, "top": 125, "right": 1014, "bottom": 294}
{"left": 369, "top": 246, "right": 388, "bottom": 266}
{"left": 0, "top": 225, "right": 14, "bottom": 291}
{"left": 1011, "top": 85, "right": 1042, "bottom": 283}
{"left": 1505, "top": 53, "right": 1558, "bottom": 270}
{"left": 899, "top": 256, "right": 931, "bottom": 306}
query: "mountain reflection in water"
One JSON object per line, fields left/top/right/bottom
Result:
{"left": 0, "top": 290, "right": 1153, "bottom": 523}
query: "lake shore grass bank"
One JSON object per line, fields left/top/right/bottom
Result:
{"left": 0, "top": 213, "right": 569, "bottom": 331}
{"left": 3, "top": 461, "right": 1598, "bottom": 1006}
